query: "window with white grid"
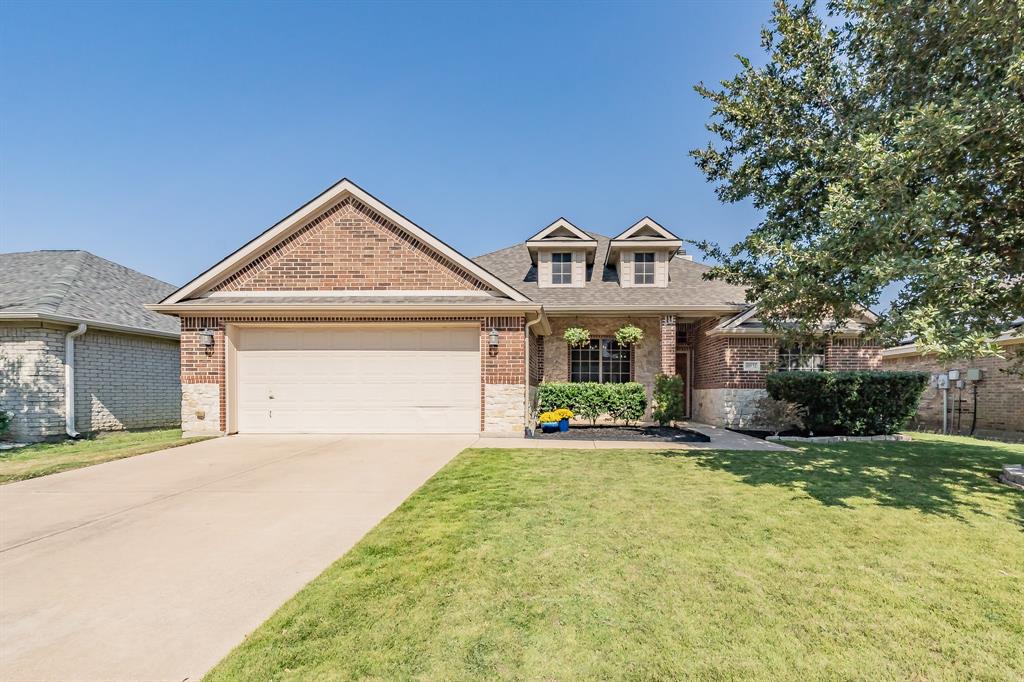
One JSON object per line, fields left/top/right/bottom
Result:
{"left": 634, "top": 252, "right": 655, "bottom": 285}
{"left": 552, "top": 252, "right": 572, "bottom": 285}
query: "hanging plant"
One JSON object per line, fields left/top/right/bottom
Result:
{"left": 563, "top": 326, "right": 591, "bottom": 348}
{"left": 615, "top": 323, "right": 644, "bottom": 346}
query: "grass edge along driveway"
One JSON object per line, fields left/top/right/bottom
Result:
{"left": 206, "top": 433, "right": 1024, "bottom": 681}
{"left": 0, "top": 428, "right": 212, "bottom": 484}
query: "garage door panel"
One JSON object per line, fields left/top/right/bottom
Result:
{"left": 235, "top": 327, "right": 481, "bottom": 434}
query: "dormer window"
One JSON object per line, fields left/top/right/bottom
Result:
{"left": 527, "top": 219, "right": 596, "bottom": 289}
{"left": 552, "top": 252, "right": 573, "bottom": 285}
{"left": 607, "top": 218, "right": 682, "bottom": 289}
{"left": 634, "top": 252, "right": 655, "bottom": 285}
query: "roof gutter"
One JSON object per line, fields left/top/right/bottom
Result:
{"left": 146, "top": 302, "right": 544, "bottom": 315}
{"left": 542, "top": 305, "right": 745, "bottom": 316}
{"left": 64, "top": 323, "right": 87, "bottom": 438}
{"left": 0, "top": 312, "right": 180, "bottom": 340}
{"left": 523, "top": 312, "right": 544, "bottom": 435}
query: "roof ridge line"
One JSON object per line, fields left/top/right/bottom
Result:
{"left": 39, "top": 250, "right": 88, "bottom": 315}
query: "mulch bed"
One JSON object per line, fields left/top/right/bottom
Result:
{"left": 532, "top": 424, "right": 710, "bottom": 443}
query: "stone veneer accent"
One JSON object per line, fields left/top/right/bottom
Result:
{"left": 692, "top": 387, "right": 768, "bottom": 428}
{"left": 1, "top": 323, "right": 181, "bottom": 441}
{"left": 483, "top": 383, "right": 527, "bottom": 435}
{"left": 181, "top": 383, "right": 221, "bottom": 436}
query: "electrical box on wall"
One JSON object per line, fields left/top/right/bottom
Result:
{"left": 966, "top": 368, "right": 983, "bottom": 381}
{"left": 947, "top": 369, "right": 960, "bottom": 381}
{"left": 936, "top": 374, "right": 950, "bottom": 389}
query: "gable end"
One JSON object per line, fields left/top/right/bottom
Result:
{"left": 208, "top": 197, "right": 491, "bottom": 294}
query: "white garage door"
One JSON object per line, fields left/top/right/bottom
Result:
{"left": 235, "top": 326, "right": 480, "bottom": 434}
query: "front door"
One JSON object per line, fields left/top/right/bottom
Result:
{"left": 675, "top": 350, "right": 691, "bottom": 418}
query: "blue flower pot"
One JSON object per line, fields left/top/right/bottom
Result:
{"left": 541, "top": 422, "right": 559, "bottom": 433}
{"left": 559, "top": 418, "right": 569, "bottom": 432}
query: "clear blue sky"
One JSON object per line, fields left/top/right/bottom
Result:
{"left": 1, "top": 0, "right": 773, "bottom": 287}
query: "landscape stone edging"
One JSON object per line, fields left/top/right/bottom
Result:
{"left": 766, "top": 434, "right": 912, "bottom": 443}
{"left": 1000, "top": 465, "right": 1024, "bottom": 489}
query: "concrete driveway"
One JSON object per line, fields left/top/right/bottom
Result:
{"left": 0, "top": 434, "right": 475, "bottom": 681}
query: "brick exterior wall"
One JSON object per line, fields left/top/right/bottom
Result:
{"left": 1, "top": 323, "right": 181, "bottom": 441}
{"left": 684, "top": 318, "right": 883, "bottom": 427}
{"left": 659, "top": 315, "right": 676, "bottom": 375}
{"left": 883, "top": 350, "right": 1024, "bottom": 441}
{"left": 690, "top": 319, "right": 882, "bottom": 390}
{"left": 0, "top": 324, "right": 66, "bottom": 441}
{"left": 210, "top": 198, "right": 489, "bottom": 293}
{"left": 179, "top": 314, "right": 528, "bottom": 436}
{"left": 74, "top": 329, "right": 180, "bottom": 433}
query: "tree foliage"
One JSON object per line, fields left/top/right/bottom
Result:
{"left": 692, "top": 0, "right": 1024, "bottom": 358}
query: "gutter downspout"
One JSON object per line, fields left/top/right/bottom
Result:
{"left": 524, "top": 313, "right": 543, "bottom": 436}
{"left": 65, "top": 323, "right": 87, "bottom": 438}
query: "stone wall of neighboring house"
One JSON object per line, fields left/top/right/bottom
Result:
{"left": 179, "top": 314, "right": 529, "bottom": 437}
{"left": 0, "top": 323, "right": 66, "bottom": 441}
{"left": 73, "top": 329, "right": 181, "bottom": 433}
{"left": 0, "top": 323, "right": 181, "bottom": 441}
{"left": 883, "top": 350, "right": 1024, "bottom": 442}
{"left": 541, "top": 316, "right": 661, "bottom": 417}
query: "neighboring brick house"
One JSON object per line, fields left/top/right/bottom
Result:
{"left": 151, "top": 179, "right": 881, "bottom": 437}
{"left": 0, "top": 251, "right": 181, "bottom": 442}
{"left": 882, "top": 326, "right": 1024, "bottom": 442}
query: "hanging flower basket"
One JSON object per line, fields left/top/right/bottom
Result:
{"left": 563, "top": 327, "right": 591, "bottom": 348}
{"left": 615, "top": 323, "right": 644, "bottom": 346}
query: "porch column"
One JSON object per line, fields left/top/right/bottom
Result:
{"left": 659, "top": 315, "right": 676, "bottom": 375}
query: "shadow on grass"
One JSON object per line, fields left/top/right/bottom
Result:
{"left": 661, "top": 437, "right": 1023, "bottom": 522}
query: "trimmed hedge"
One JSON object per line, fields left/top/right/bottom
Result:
{"left": 538, "top": 382, "right": 648, "bottom": 425}
{"left": 765, "top": 370, "right": 928, "bottom": 436}
{"left": 652, "top": 374, "right": 685, "bottom": 426}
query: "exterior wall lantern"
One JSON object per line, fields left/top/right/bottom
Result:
{"left": 198, "top": 329, "right": 215, "bottom": 347}
{"left": 488, "top": 328, "right": 500, "bottom": 348}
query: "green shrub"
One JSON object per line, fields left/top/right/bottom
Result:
{"left": 765, "top": 371, "right": 928, "bottom": 436}
{"left": 537, "top": 382, "right": 648, "bottom": 425}
{"left": 0, "top": 410, "right": 11, "bottom": 438}
{"left": 538, "top": 382, "right": 580, "bottom": 414}
{"left": 607, "top": 383, "right": 647, "bottom": 425}
{"left": 652, "top": 374, "right": 685, "bottom": 426}
{"left": 576, "top": 383, "right": 609, "bottom": 425}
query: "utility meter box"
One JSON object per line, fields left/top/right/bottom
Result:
{"left": 966, "top": 368, "right": 983, "bottom": 381}
{"left": 947, "top": 369, "right": 960, "bottom": 381}
{"left": 936, "top": 374, "right": 950, "bottom": 389}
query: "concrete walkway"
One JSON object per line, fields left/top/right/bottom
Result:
{"left": 476, "top": 421, "right": 794, "bottom": 451}
{"left": 0, "top": 434, "right": 474, "bottom": 682}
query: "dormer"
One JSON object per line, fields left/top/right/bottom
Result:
{"left": 526, "top": 218, "right": 598, "bottom": 288}
{"left": 607, "top": 218, "right": 683, "bottom": 288}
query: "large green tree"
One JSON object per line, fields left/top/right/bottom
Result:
{"left": 692, "top": 0, "right": 1024, "bottom": 357}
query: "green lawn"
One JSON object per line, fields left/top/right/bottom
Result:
{"left": 0, "top": 428, "right": 211, "bottom": 484}
{"left": 207, "top": 433, "right": 1024, "bottom": 681}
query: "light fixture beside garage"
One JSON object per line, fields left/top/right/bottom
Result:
{"left": 198, "top": 328, "right": 215, "bottom": 347}
{"left": 488, "top": 327, "right": 500, "bottom": 347}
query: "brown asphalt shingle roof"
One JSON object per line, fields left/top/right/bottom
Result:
{"left": 473, "top": 233, "right": 749, "bottom": 309}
